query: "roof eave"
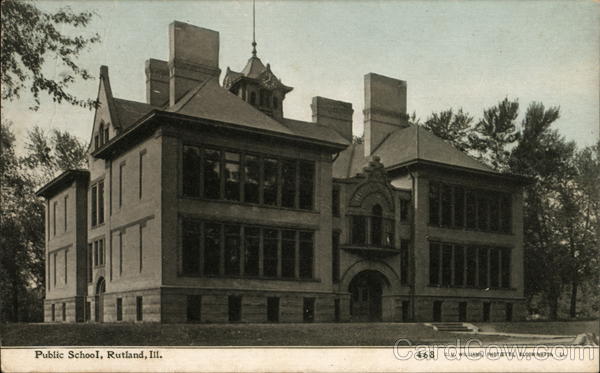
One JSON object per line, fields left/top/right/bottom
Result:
{"left": 35, "top": 169, "right": 90, "bottom": 198}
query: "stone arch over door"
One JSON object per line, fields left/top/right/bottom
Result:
{"left": 95, "top": 277, "right": 106, "bottom": 323}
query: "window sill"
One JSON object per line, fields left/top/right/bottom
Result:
{"left": 180, "top": 195, "right": 320, "bottom": 214}
{"left": 427, "top": 284, "right": 515, "bottom": 291}
{"left": 428, "top": 225, "right": 513, "bottom": 236}
{"left": 178, "top": 273, "right": 321, "bottom": 283}
{"left": 90, "top": 223, "right": 106, "bottom": 230}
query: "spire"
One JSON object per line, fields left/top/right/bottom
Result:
{"left": 251, "top": 0, "right": 257, "bottom": 57}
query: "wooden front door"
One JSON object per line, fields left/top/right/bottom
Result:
{"left": 350, "top": 271, "right": 383, "bottom": 322}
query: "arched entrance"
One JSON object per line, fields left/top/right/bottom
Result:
{"left": 94, "top": 277, "right": 106, "bottom": 322}
{"left": 349, "top": 270, "right": 387, "bottom": 321}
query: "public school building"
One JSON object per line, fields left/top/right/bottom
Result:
{"left": 37, "top": 21, "right": 528, "bottom": 323}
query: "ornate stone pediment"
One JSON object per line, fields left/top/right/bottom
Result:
{"left": 349, "top": 157, "right": 394, "bottom": 209}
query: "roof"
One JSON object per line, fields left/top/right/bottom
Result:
{"left": 113, "top": 98, "right": 157, "bottom": 129}
{"left": 279, "top": 118, "right": 350, "bottom": 147}
{"left": 333, "top": 125, "right": 500, "bottom": 179}
{"left": 223, "top": 56, "right": 293, "bottom": 93}
{"left": 241, "top": 56, "right": 266, "bottom": 78}
{"left": 36, "top": 169, "right": 90, "bottom": 199}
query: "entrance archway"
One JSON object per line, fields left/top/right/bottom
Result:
{"left": 349, "top": 270, "right": 387, "bottom": 321}
{"left": 94, "top": 277, "right": 106, "bottom": 322}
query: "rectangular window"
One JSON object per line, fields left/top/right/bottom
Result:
{"left": 139, "top": 225, "right": 143, "bottom": 272}
{"left": 441, "top": 184, "right": 452, "bottom": 226}
{"left": 204, "top": 223, "right": 221, "bottom": 275}
{"left": 477, "top": 193, "right": 489, "bottom": 231}
{"left": 182, "top": 220, "right": 201, "bottom": 274}
{"left": 466, "top": 189, "right": 477, "bottom": 229}
{"left": 332, "top": 186, "right": 340, "bottom": 217}
{"left": 281, "top": 230, "right": 296, "bottom": 278}
{"left": 139, "top": 151, "right": 145, "bottom": 199}
{"left": 94, "top": 240, "right": 99, "bottom": 267}
{"left": 187, "top": 295, "right": 202, "bottom": 322}
{"left": 298, "top": 161, "right": 315, "bottom": 210}
{"left": 400, "top": 240, "right": 409, "bottom": 285}
{"left": 136, "top": 296, "right": 143, "bottom": 321}
{"left": 299, "top": 231, "right": 313, "bottom": 279}
{"left": 85, "top": 302, "right": 91, "bottom": 321}
{"left": 478, "top": 247, "right": 489, "bottom": 288}
{"left": 303, "top": 298, "right": 315, "bottom": 322}
{"left": 53, "top": 201, "right": 57, "bottom": 236}
{"left": 500, "top": 193, "right": 512, "bottom": 233}
{"left": 94, "top": 135, "right": 99, "bottom": 150}
{"left": 267, "top": 297, "right": 279, "bottom": 322}
{"left": 64, "top": 195, "right": 68, "bottom": 232}
{"left": 501, "top": 248, "right": 511, "bottom": 288}
{"left": 490, "top": 247, "right": 500, "bottom": 288}
{"left": 116, "top": 298, "right": 122, "bottom": 321}
{"left": 183, "top": 145, "right": 201, "bottom": 197}
{"left": 263, "top": 158, "right": 278, "bottom": 206}
{"left": 281, "top": 159, "right": 297, "bottom": 208}
{"left": 489, "top": 194, "right": 500, "bottom": 231}
{"left": 119, "top": 163, "right": 125, "bottom": 207}
{"left": 64, "top": 250, "right": 68, "bottom": 284}
{"left": 429, "top": 242, "right": 440, "bottom": 285}
{"left": 119, "top": 232, "right": 123, "bottom": 276}
{"left": 51, "top": 304, "right": 55, "bottom": 321}
{"left": 332, "top": 232, "right": 340, "bottom": 283}
{"left": 99, "top": 239, "right": 105, "bottom": 266}
{"left": 263, "top": 229, "right": 278, "bottom": 277}
{"left": 454, "top": 245, "right": 464, "bottom": 286}
{"left": 400, "top": 199, "right": 409, "bottom": 222}
{"left": 243, "top": 227, "right": 260, "bottom": 276}
{"left": 98, "top": 181, "right": 104, "bottom": 224}
{"left": 441, "top": 244, "right": 453, "bottom": 286}
{"left": 351, "top": 215, "right": 367, "bottom": 244}
{"left": 224, "top": 152, "right": 241, "bottom": 201}
{"left": 224, "top": 225, "right": 241, "bottom": 275}
{"left": 203, "top": 149, "right": 221, "bottom": 199}
{"left": 62, "top": 303, "right": 66, "bottom": 321}
{"left": 243, "top": 155, "right": 260, "bottom": 203}
{"left": 228, "top": 295, "right": 242, "bottom": 322}
{"left": 454, "top": 186, "right": 464, "bottom": 228}
{"left": 53, "top": 253, "right": 56, "bottom": 286}
{"left": 429, "top": 181, "right": 440, "bottom": 226}
{"left": 466, "top": 246, "right": 477, "bottom": 287}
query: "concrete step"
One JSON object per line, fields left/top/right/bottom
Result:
{"left": 424, "top": 322, "right": 479, "bottom": 333}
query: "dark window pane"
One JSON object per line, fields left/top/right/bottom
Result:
{"left": 91, "top": 186, "right": 97, "bottom": 226}
{"left": 187, "top": 295, "right": 202, "bottom": 322}
{"left": 281, "top": 159, "right": 297, "bottom": 208}
{"left": 371, "top": 205, "right": 383, "bottom": 246}
{"left": 243, "top": 227, "right": 260, "bottom": 276}
{"left": 466, "top": 246, "right": 477, "bottom": 286}
{"left": 182, "top": 220, "right": 200, "bottom": 274}
{"left": 477, "top": 193, "right": 490, "bottom": 231}
{"left": 400, "top": 199, "right": 409, "bottom": 222}
{"left": 500, "top": 193, "right": 512, "bottom": 233}
{"left": 204, "top": 223, "right": 221, "bottom": 275}
{"left": 384, "top": 219, "right": 394, "bottom": 247}
{"left": 400, "top": 240, "right": 409, "bottom": 285}
{"left": 299, "top": 161, "right": 314, "bottom": 210}
{"left": 490, "top": 247, "right": 500, "bottom": 288}
{"left": 136, "top": 297, "right": 143, "bottom": 321}
{"left": 204, "top": 149, "right": 221, "bottom": 199}
{"left": 332, "top": 232, "right": 340, "bottom": 283}
{"left": 263, "top": 158, "right": 278, "bottom": 206}
{"left": 303, "top": 298, "right": 315, "bottom": 322}
{"left": 501, "top": 248, "right": 511, "bottom": 288}
{"left": 183, "top": 145, "right": 201, "bottom": 197}
{"left": 224, "top": 225, "right": 240, "bottom": 275}
{"left": 478, "top": 247, "right": 489, "bottom": 288}
{"left": 454, "top": 245, "right": 464, "bottom": 286}
{"left": 351, "top": 215, "right": 367, "bottom": 244}
{"left": 489, "top": 194, "right": 500, "bottom": 231}
{"left": 429, "top": 182, "right": 440, "bottom": 226}
{"left": 441, "top": 184, "right": 452, "bottom": 226}
{"left": 281, "top": 230, "right": 295, "bottom": 278}
{"left": 429, "top": 243, "right": 440, "bottom": 285}
{"left": 98, "top": 182, "right": 104, "bottom": 224}
{"left": 267, "top": 297, "right": 279, "bottom": 322}
{"left": 299, "top": 232, "right": 313, "bottom": 279}
{"left": 332, "top": 187, "right": 340, "bottom": 216}
{"left": 244, "top": 155, "right": 260, "bottom": 203}
{"left": 454, "top": 186, "right": 464, "bottom": 228}
{"left": 466, "top": 189, "right": 477, "bottom": 229}
{"left": 224, "top": 152, "right": 240, "bottom": 201}
{"left": 263, "top": 229, "right": 278, "bottom": 277}
{"left": 442, "top": 244, "right": 452, "bottom": 286}
{"left": 228, "top": 295, "right": 241, "bottom": 322}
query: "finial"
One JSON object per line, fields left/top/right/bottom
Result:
{"left": 252, "top": 0, "right": 257, "bottom": 57}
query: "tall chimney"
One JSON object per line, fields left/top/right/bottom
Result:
{"left": 169, "top": 21, "right": 220, "bottom": 106}
{"left": 363, "top": 73, "right": 409, "bottom": 156}
{"left": 311, "top": 96, "right": 354, "bottom": 142}
{"left": 145, "top": 59, "right": 169, "bottom": 107}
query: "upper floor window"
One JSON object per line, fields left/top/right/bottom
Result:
{"left": 90, "top": 180, "right": 104, "bottom": 227}
{"left": 92, "top": 238, "right": 105, "bottom": 267}
{"left": 350, "top": 203, "right": 394, "bottom": 248}
{"left": 429, "top": 181, "right": 511, "bottom": 233}
{"left": 332, "top": 186, "right": 340, "bottom": 217}
{"left": 182, "top": 145, "right": 315, "bottom": 211}
{"left": 399, "top": 199, "right": 409, "bottom": 222}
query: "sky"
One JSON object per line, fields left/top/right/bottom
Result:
{"left": 4, "top": 0, "right": 599, "bottom": 152}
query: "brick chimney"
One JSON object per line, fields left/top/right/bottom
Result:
{"left": 363, "top": 73, "right": 409, "bottom": 156}
{"left": 169, "top": 21, "right": 220, "bottom": 106}
{"left": 145, "top": 59, "right": 169, "bottom": 107}
{"left": 311, "top": 96, "right": 354, "bottom": 142}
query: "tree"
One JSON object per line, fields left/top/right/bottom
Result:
{"left": 472, "top": 98, "right": 520, "bottom": 171}
{"left": 1, "top": 0, "right": 100, "bottom": 110}
{"left": 421, "top": 108, "right": 475, "bottom": 153}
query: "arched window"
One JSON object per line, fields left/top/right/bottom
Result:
{"left": 371, "top": 204, "right": 383, "bottom": 246}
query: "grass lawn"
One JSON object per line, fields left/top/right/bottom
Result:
{"left": 1, "top": 321, "right": 596, "bottom": 346}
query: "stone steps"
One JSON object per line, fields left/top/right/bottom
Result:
{"left": 425, "top": 322, "right": 478, "bottom": 332}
